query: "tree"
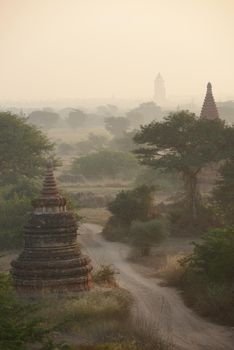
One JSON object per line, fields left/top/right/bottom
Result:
{"left": 67, "top": 109, "right": 86, "bottom": 128}
{"left": 108, "top": 185, "right": 155, "bottom": 226}
{"left": 134, "top": 111, "right": 229, "bottom": 220}
{"left": 0, "top": 112, "right": 54, "bottom": 186}
{"left": 71, "top": 150, "right": 138, "bottom": 180}
{"left": 104, "top": 117, "right": 130, "bottom": 137}
{"left": 76, "top": 133, "right": 109, "bottom": 155}
{"left": 130, "top": 219, "right": 166, "bottom": 256}
{"left": 28, "top": 109, "right": 60, "bottom": 129}
{"left": 213, "top": 160, "right": 234, "bottom": 224}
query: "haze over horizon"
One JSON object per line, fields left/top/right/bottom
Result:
{"left": 1, "top": 0, "right": 234, "bottom": 103}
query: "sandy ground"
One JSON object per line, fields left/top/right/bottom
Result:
{"left": 79, "top": 223, "right": 234, "bottom": 350}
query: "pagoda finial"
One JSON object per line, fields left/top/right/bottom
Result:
{"left": 200, "top": 82, "right": 219, "bottom": 120}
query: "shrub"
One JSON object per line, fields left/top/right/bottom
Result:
{"left": 182, "top": 227, "right": 234, "bottom": 283}
{"left": 71, "top": 150, "right": 139, "bottom": 180}
{"left": 213, "top": 160, "right": 234, "bottom": 225}
{"left": 0, "top": 274, "right": 57, "bottom": 350}
{"left": 0, "top": 196, "right": 31, "bottom": 248}
{"left": 108, "top": 186, "right": 156, "bottom": 226}
{"left": 93, "top": 265, "right": 119, "bottom": 286}
{"left": 168, "top": 201, "right": 218, "bottom": 236}
{"left": 130, "top": 219, "right": 167, "bottom": 256}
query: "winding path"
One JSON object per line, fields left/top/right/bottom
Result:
{"left": 79, "top": 223, "right": 234, "bottom": 350}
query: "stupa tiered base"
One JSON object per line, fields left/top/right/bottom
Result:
{"left": 11, "top": 163, "right": 92, "bottom": 294}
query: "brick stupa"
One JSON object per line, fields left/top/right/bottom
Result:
{"left": 11, "top": 162, "right": 92, "bottom": 294}
{"left": 200, "top": 82, "right": 219, "bottom": 120}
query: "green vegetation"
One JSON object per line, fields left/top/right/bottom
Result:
{"left": 159, "top": 228, "right": 234, "bottom": 325}
{"left": 134, "top": 111, "right": 230, "bottom": 220}
{"left": 0, "top": 112, "right": 54, "bottom": 248}
{"left": 103, "top": 186, "right": 167, "bottom": 255}
{"left": 181, "top": 227, "right": 234, "bottom": 325}
{"left": 0, "top": 112, "right": 53, "bottom": 185}
{"left": 130, "top": 219, "right": 166, "bottom": 256}
{"left": 0, "top": 273, "right": 170, "bottom": 350}
{"left": 71, "top": 150, "right": 139, "bottom": 180}
{"left": 213, "top": 160, "right": 234, "bottom": 225}
{"left": 67, "top": 109, "right": 87, "bottom": 128}
{"left": 28, "top": 109, "right": 60, "bottom": 129}
{"left": 0, "top": 274, "right": 58, "bottom": 350}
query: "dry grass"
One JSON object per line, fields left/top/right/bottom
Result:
{"left": 79, "top": 208, "right": 111, "bottom": 226}
{"left": 156, "top": 255, "right": 185, "bottom": 286}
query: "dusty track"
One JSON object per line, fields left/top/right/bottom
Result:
{"left": 79, "top": 223, "right": 234, "bottom": 350}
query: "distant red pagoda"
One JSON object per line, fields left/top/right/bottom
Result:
{"left": 200, "top": 82, "right": 219, "bottom": 120}
{"left": 11, "top": 162, "right": 92, "bottom": 294}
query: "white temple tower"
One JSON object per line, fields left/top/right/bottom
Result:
{"left": 154, "top": 73, "right": 166, "bottom": 106}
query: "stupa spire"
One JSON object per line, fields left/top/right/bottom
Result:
{"left": 200, "top": 82, "right": 219, "bottom": 120}
{"left": 11, "top": 163, "right": 92, "bottom": 294}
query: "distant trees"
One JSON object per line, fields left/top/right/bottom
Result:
{"left": 104, "top": 117, "right": 130, "bottom": 137}
{"left": 127, "top": 101, "right": 162, "bottom": 127}
{"left": 28, "top": 109, "right": 60, "bottom": 129}
{"left": 71, "top": 150, "right": 139, "bottom": 180}
{"left": 76, "top": 133, "right": 109, "bottom": 155}
{"left": 134, "top": 111, "right": 230, "bottom": 220}
{"left": 67, "top": 109, "right": 87, "bottom": 128}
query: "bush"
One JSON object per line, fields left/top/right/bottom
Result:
{"left": 213, "top": 160, "right": 234, "bottom": 225}
{"left": 130, "top": 219, "right": 167, "bottom": 256}
{"left": 182, "top": 227, "right": 234, "bottom": 283}
{"left": 0, "top": 196, "right": 31, "bottom": 248}
{"left": 178, "top": 227, "right": 234, "bottom": 325}
{"left": 71, "top": 150, "right": 139, "bottom": 180}
{"left": 0, "top": 274, "right": 56, "bottom": 350}
{"left": 168, "top": 201, "right": 218, "bottom": 236}
{"left": 108, "top": 186, "right": 156, "bottom": 226}
{"left": 93, "top": 265, "right": 118, "bottom": 286}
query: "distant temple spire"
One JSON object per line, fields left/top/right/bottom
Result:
{"left": 154, "top": 73, "right": 166, "bottom": 106}
{"left": 200, "top": 82, "right": 219, "bottom": 120}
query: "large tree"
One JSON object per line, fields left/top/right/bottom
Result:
{"left": 0, "top": 112, "right": 54, "bottom": 185}
{"left": 134, "top": 111, "right": 230, "bottom": 220}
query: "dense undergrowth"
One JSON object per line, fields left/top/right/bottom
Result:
{"left": 157, "top": 227, "right": 234, "bottom": 326}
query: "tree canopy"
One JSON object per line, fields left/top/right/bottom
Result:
{"left": 67, "top": 109, "right": 87, "bottom": 128}
{"left": 28, "top": 109, "right": 60, "bottom": 129}
{"left": 134, "top": 111, "right": 232, "bottom": 219}
{"left": 0, "top": 112, "right": 54, "bottom": 185}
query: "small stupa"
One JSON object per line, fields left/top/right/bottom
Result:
{"left": 200, "top": 82, "right": 219, "bottom": 120}
{"left": 11, "top": 162, "right": 92, "bottom": 294}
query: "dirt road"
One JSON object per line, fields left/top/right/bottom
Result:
{"left": 79, "top": 223, "right": 234, "bottom": 350}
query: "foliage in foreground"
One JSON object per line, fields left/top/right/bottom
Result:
{"left": 160, "top": 228, "right": 234, "bottom": 325}
{"left": 0, "top": 274, "right": 57, "bottom": 350}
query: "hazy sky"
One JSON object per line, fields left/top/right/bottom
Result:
{"left": 0, "top": 0, "right": 234, "bottom": 102}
